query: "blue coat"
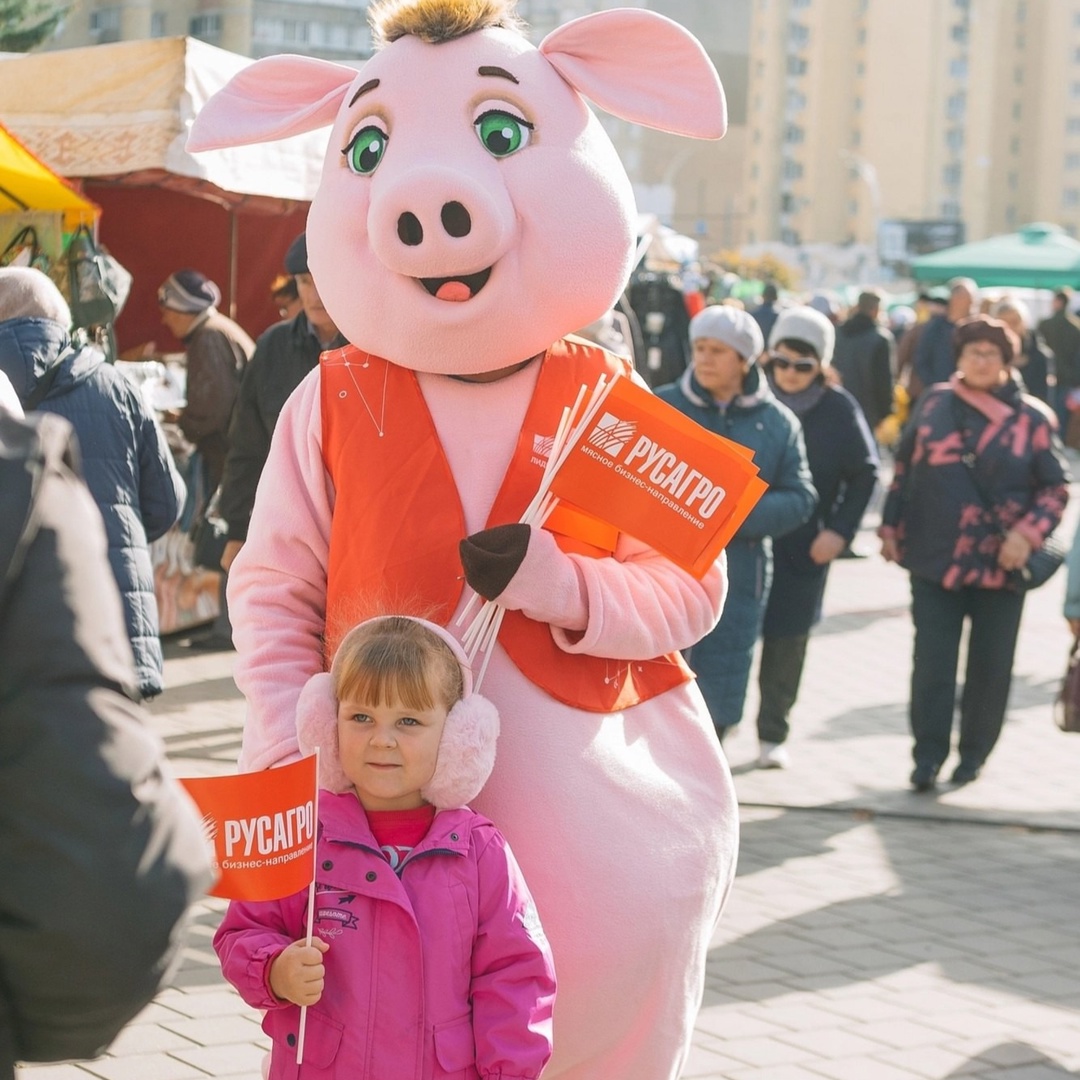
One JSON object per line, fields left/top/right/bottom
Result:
{"left": 0, "top": 318, "right": 185, "bottom": 697}
{"left": 656, "top": 364, "right": 817, "bottom": 730}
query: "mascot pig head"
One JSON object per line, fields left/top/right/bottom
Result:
{"left": 188, "top": 0, "right": 726, "bottom": 374}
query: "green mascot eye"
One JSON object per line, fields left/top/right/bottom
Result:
{"left": 344, "top": 127, "right": 387, "bottom": 174}
{"left": 476, "top": 111, "right": 532, "bottom": 157}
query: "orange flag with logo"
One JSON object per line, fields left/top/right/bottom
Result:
{"left": 549, "top": 376, "right": 768, "bottom": 578}
{"left": 180, "top": 755, "right": 318, "bottom": 902}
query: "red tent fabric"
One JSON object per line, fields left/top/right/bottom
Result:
{"left": 89, "top": 183, "right": 309, "bottom": 352}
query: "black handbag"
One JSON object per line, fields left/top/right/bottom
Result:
{"left": 952, "top": 397, "right": 1066, "bottom": 590}
{"left": 1054, "top": 637, "right": 1080, "bottom": 732}
{"left": 66, "top": 224, "right": 119, "bottom": 330}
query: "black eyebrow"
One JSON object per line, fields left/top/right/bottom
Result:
{"left": 478, "top": 65, "right": 519, "bottom": 84}
{"left": 348, "top": 78, "right": 381, "bottom": 107}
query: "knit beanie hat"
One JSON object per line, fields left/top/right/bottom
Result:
{"left": 953, "top": 314, "right": 1018, "bottom": 365}
{"left": 295, "top": 616, "right": 500, "bottom": 810}
{"left": 157, "top": 269, "right": 221, "bottom": 313}
{"left": 0, "top": 267, "right": 72, "bottom": 327}
{"left": 689, "top": 304, "right": 764, "bottom": 362}
{"left": 284, "top": 233, "right": 308, "bottom": 275}
{"left": 769, "top": 305, "right": 836, "bottom": 366}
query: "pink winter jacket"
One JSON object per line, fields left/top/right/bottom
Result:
{"left": 214, "top": 792, "right": 556, "bottom": 1080}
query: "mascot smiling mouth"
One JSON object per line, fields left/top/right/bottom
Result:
{"left": 419, "top": 267, "right": 492, "bottom": 303}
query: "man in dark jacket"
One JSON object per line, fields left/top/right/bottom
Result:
{"left": 0, "top": 402, "right": 212, "bottom": 1078}
{"left": 1037, "top": 289, "right": 1080, "bottom": 428}
{"left": 0, "top": 268, "right": 185, "bottom": 698}
{"left": 832, "top": 289, "right": 895, "bottom": 432}
{"left": 218, "top": 233, "right": 347, "bottom": 574}
{"left": 913, "top": 277, "right": 977, "bottom": 393}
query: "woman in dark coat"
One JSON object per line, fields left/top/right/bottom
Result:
{"left": 880, "top": 315, "right": 1069, "bottom": 791}
{"left": 755, "top": 307, "right": 880, "bottom": 768}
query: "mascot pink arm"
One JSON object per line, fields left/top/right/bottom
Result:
{"left": 190, "top": 6, "right": 737, "bottom": 1079}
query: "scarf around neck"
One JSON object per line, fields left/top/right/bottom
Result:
{"left": 768, "top": 375, "right": 828, "bottom": 417}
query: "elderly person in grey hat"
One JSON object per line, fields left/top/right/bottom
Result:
{"left": 158, "top": 268, "right": 254, "bottom": 650}
{"left": 656, "top": 305, "right": 816, "bottom": 745}
{"left": 158, "top": 268, "right": 254, "bottom": 494}
{"left": 755, "top": 306, "right": 879, "bottom": 768}
{"left": 217, "top": 233, "right": 347, "bottom": 578}
{"left": 0, "top": 267, "right": 186, "bottom": 698}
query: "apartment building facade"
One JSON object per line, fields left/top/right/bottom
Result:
{"left": 743, "top": 0, "right": 1080, "bottom": 250}
{"left": 48, "top": 0, "right": 374, "bottom": 61}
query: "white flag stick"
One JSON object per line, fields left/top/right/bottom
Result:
{"left": 473, "top": 606, "right": 505, "bottom": 693}
{"left": 295, "top": 748, "right": 321, "bottom": 1066}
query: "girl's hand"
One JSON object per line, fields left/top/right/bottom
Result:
{"left": 880, "top": 535, "right": 900, "bottom": 563}
{"left": 809, "top": 528, "right": 847, "bottom": 565}
{"left": 269, "top": 937, "right": 329, "bottom": 1006}
{"left": 997, "top": 529, "right": 1033, "bottom": 572}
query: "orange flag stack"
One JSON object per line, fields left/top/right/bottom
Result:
{"left": 548, "top": 375, "right": 768, "bottom": 579}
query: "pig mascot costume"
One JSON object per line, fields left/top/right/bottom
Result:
{"left": 190, "top": 0, "right": 737, "bottom": 1075}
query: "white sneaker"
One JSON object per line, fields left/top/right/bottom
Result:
{"left": 757, "top": 742, "right": 790, "bottom": 769}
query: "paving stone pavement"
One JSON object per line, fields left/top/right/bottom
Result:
{"left": 17, "top": 485, "right": 1080, "bottom": 1080}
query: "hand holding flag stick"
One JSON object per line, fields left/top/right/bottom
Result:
{"left": 457, "top": 374, "right": 616, "bottom": 689}
{"left": 457, "top": 369, "right": 769, "bottom": 689}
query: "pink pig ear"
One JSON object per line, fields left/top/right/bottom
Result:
{"left": 187, "top": 54, "right": 358, "bottom": 152}
{"left": 539, "top": 9, "right": 726, "bottom": 140}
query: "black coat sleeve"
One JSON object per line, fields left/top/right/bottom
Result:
{"left": 0, "top": 413, "right": 212, "bottom": 1072}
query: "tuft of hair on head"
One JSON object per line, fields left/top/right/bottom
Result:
{"left": 368, "top": 0, "right": 524, "bottom": 47}
{"left": 333, "top": 616, "right": 464, "bottom": 713}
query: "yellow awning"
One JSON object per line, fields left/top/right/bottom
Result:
{"left": 0, "top": 118, "right": 98, "bottom": 231}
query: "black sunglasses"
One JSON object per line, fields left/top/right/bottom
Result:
{"left": 770, "top": 355, "right": 817, "bottom": 373}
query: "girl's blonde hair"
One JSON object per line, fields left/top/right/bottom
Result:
{"left": 333, "top": 616, "right": 464, "bottom": 712}
{"left": 368, "top": 0, "right": 524, "bottom": 48}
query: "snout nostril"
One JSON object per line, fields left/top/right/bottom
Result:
{"left": 441, "top": 201, "right": 472, "bottom": 238}
{"left": 397, "top": 212, "right": 424, "bottom": 246}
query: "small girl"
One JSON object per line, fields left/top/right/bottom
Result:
{"left": 214, "top": 615, "right": 556, "bottom": 1079}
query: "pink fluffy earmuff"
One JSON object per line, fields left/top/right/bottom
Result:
{"left": 296, "top": 616, "right": 499, "bottom": 809}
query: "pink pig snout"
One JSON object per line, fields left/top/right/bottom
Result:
{"left": 367, "top": 165, "right": 517, "bottom": 282}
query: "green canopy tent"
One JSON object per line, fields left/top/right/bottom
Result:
{"left": 910, "top": 222, "right": 1080, "bottom": 288}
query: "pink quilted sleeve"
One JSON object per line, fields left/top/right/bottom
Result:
{"left": 229, "top": 369, "right": 335, "bottom": 772}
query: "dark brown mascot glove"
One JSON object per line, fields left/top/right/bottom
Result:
{"left": 459, "top": 523, "right": 532, "bottom": 601}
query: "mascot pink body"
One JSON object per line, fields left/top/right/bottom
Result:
{"left": 191, "top": 4, "right": 737, "bottom": 1076}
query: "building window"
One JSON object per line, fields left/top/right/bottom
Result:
{"left": 942, "top": 199, "right": 962, "bottom": 219}
{"left": 150, "top": 11, "right": 166, "bottom": 35}
{"left": 1067, "top": 153, "right": 1080, "bottom": 170}
{"left": 1068, "top": 117, "right": 1080, "bottom": 134}
{"left": 782, "top": 158, "right": 803, "bottom": 179}
{"left": 89, "top": 6, "right": 121, "bottom": 41}
{"left": 1064, "top": 188, "right": 1080, "bottom": 207}
{"left": 1012, "top": 101, "right": 1022, "bottom": 120}
{"left": 1010, "top": 135, "right": 1020, "bottom": 154}
{"left": 787, "top": 56, "right": 807, "bottom": 75}
{"left": 946, "top": 127, "right": 964, "bottom": 152}
{"left": 784, "top": 123, "right": 804, "bottom": 144}
{"left": 947, "top": 91, "right": 967, "bottom": 119}
{"left": 190, "top": 13, "right": 222, "bottom": 40}
{"left": 949, "top": 57, "right": 968, "bottom": 78}
{"left": 943, "top": 163, "right": 962, "bottom": 187}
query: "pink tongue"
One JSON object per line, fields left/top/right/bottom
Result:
{"left": 436, "top": 280, "right": 472, "bottom": 302}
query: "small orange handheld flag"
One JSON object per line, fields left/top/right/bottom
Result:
{"left": 548, "top": 376, "right": 768, "bottom": 578}
{"left": 180, "top": 755, "right": 318, "bottom": 902}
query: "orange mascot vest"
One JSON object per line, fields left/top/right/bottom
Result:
{"left": 320, "top": 337, "right": 693, "bottom": 712}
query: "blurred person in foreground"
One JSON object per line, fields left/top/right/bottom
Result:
{"left": 0, "top": 384, "right": 213, "bottom": 1078}
{"left": 217, "top": 233, "right": 347, "bottom": 578}
{"left": 0, "top": 267, "right": 186, "bottom": 699}
{"left": 755, "top": 307, "right": 880, "bottom": 768}
{"left": 656, "top": 306, "right": 816, "bottom": 743}
{"left": 880, "top": 315, "right": 1069, "bottom": 792}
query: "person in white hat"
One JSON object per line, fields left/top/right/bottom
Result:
{"left": 656, "top": 305, "right": 817, "bottom": 744}
{"left": 755, "top": 306, "right": 879, "bottom": 768}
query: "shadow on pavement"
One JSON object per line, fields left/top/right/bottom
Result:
{"left": 945, "top": 1043, "right": 1078, "bottom": 1076}
{"left": 710, "top": 807, "right": 1080, "bottom": 1011}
